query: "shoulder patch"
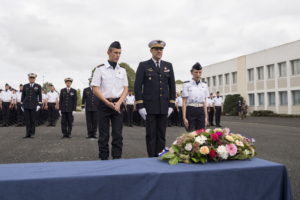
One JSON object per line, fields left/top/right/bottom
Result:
{"left": 96, "top": 64, "right": 104, "bottom": 68}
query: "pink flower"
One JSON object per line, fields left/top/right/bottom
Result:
{"left": 196, "top": 129, "right": 205, "bottom": 134}
{"left": 226, "top": 144, "right": 238, "bottom": 156}
{"left": 215, "top": 132, "right": 223, "bottom": 136}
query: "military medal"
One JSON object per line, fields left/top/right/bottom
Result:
{"left": 149, "top": 77, "right": 152, "bottom": 80}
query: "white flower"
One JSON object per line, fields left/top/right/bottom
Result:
{"left": 217, "top": 145, "right": 229, "bottom": 159}
{"left": 172, "top": 140, "right": 177, "bottom": 145}
{"left": 195, "top": 135, "right": 207, "bottom": 145}
{"left": 184, "top": 143, "right": 193, "bottom": 151}
{"left": 235, "top": 140, "right": 244, "bottom": 147}
{"left": 205, "top": 129, "right": 211, "bottom": 132}
{"left": 244, "top": 149, "right": 250, "bottom": 155}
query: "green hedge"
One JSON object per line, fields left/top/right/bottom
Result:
{"left": 251, "top": 110, "right": 300, "bottom": 118}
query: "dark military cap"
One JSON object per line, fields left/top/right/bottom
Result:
{"left": 148, "top": 40, "right": 166, "bottom": 49}
{"left": 64, "top": 77, "right": 73, "bottom": 82}
{"left": 109, "top": 41, "right": 121, "bottom": 49}
{"left": 28, "top": 73, "right": 37, "bottom": 78}
{"left": 191, "top": 62, "right": 202, "bottom": 70}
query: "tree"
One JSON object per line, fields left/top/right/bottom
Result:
{"left": 77, "top": 89, "right": 82, "bottom": 107}
{"left": 223, "top": 94, "right": 244, "bottom": 116}
{"left": 175, "top": 80, "right": 183, "bottom": 84}
{"left": 119, "top": 62, "right": 136, "bottom": 91}
{"left": 42, "top": 82, "right": 53, "bottom": 92}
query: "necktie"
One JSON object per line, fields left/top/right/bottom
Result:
{"left": 196, "top": 81, "right": 200, "bottom": 85}
{"left": 67, "top": 88, "right": 70, "bottom": 93}
{"left": 156, "top": 61, "right": 160, "bottom": 70}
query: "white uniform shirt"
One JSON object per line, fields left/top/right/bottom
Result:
{"left": 47, "top": 91, "right": 59, "bottom": 103}
{"left": 16, "top": 91, "right": 22, "bottom": 103}
{"left": 91, "top": 61, "right": 128, "bottom": 98}
{"left": 1, "top": 90, "right": 13, "bottom": 102}
{"left": 176, "top": 96, "right": 183, "bottom": 107}
{"left": 42, "top": 93, "right": 47, "bottom": 102}
{"left": 214, "top": 96, "right": 223, "bottom": 106}
{"left": 125, "top": 95, "right": 135, "bottom": 105}
{"left": 207, "top": 98, "right": 214, "bottom": 107}
{"left": 182, "top": 80, "right": 209, "bottom": 105}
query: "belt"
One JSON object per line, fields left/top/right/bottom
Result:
{"left": 187, "top": 103, "right": 204, "bottom": 107}
{"left": 107, "top": 98, "right": 120, "bottom": 102}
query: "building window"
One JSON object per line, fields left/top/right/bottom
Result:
{"left": 232, "top": 72, "right": 237, "bottom": 84}
{"left": 257, "top": 66, "right": 264, "bottom": 80}
{"left": 278, "top": 62, "right": 287, "bottom": 77}
{"left": 225, "top": 73, "right": 230, "bottom": 85}
{"left": 267, "top": 64, "right": 274, "bottom": 79}
{"left": 248, "top": 68, "right": 254, "bottom": 82}
{"left": 248, "top": 93, "right": 255, "bottom": 106}
{"left": 218, "top": 75, "right": 223, "bottom": 86}
{"left": 258, "top": 93, "right": 264, "bottom": 106}
{"left": 292, "top": 90, "right": 300, "bottom": 105}
{"left": 279, "top": 91, "right": 288, "bottom": 105}
{"left": 291, "top": 59, "right": 300, "bottom": 75}
{"left": 268, "top": 92, "right": 275, "bottom": 106}
{"left": 212, "top": 76, "right": 216, "bottom": 86}
{"left": 207, "top": 77, "right": 210, "bottom": 87}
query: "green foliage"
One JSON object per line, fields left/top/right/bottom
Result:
{"left": 175, "top": 80, "right": 183, "bottom": 84}
{"left": 119, "top": 62, "right": 136, "bottom": 91}
{"left": 77, "top": 89, "right": 82, "bottom": 107}
{"left": 42, "top": 82, "right": 53, "bottom": 92}
{"left": 251, "top": 110, "right": 275, "bottom": 116}
{"left": 223, "top": 94, "right": 244, "bottom": 116}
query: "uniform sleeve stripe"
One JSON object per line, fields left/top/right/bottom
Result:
{"left": 135, "top": 100, "right": 143, "bottom": 104}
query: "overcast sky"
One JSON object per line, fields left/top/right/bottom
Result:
{"left": 0, "top": 0, "right": 300, "bottom": 91}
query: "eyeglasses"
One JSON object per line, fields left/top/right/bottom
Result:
{"left": 152, "top": 47, "right": 163, "bottom": 51}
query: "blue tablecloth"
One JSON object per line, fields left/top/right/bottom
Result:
{"left": 0, "top": 158, "right": 293, "bottom": 200}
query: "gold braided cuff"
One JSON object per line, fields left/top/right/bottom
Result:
{"left": 135, "top": 100, "right": 143, "bottom": 104}
{"left": 169, "top": 100, "right": 175, "bottom": 103}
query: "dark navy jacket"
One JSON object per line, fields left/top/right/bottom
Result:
{"left": 82, "top": 87, "right": 99, "bottom": 112}
{"left": 59, "top": 88, "right": 77, "bottom": 112}
{"left": 21, "top": 83, "right": 42, "bottom": 109}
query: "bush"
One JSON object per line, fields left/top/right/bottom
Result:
{"left": 251, "top": 110, "right": 275, "bottom": 116}
{"left": 223, "top": 94, "right": 244, "bottom": 116}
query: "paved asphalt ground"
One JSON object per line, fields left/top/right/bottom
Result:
{"left": 0, "top": 113, "right": 299, "bottom": 199}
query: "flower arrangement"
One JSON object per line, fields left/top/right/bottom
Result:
{"left": 159, "top": 128, "right": 256, "bottom": 165}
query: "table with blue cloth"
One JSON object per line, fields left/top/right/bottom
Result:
{"left": 0, "top": 157, "right": 293, "bottom": 200}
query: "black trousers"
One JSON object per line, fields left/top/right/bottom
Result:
{"left": 186, "top": 106, "right": 205, "bottom": 132}
{"left": 98, "top": 102, "right": 123, "bottom": 160}
{"left": 86, "top": 110, "right": 98, "bottom": 137}
{"left": 24, "top": 109, "right": 36, "bottom": 136}
{"left": 208, "top": 107, "right": 215, "bottom": 125}
{"left": 146, "top": 114, "right": 168, "bottom": 157}
{"left": 126, "top": 105, "right": 134, "bottom": 126}
{"left": 2, "top": 102, "right": 10, "bottom": 125}
{"left": 17, "top": 103, "right": 24, "bottom": 124}
{"left": 215, "top": 106, "right": 222, "bottom": 126}
{"left": 48, "top": 103, "right": 56, "bottom": 125}
{"left": 178, "top": 107, "right": 183, "bottom": 126}
{"left": 61, "top": 112, "right": 73, "bottom": 136}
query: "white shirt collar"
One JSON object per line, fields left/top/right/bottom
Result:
{"left": 105, "top": 61, "right": 120, "bottom": 69}
{"left": 152, "top": 58, "right": 161, "bottom": 65}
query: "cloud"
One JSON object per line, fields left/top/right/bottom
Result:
{"left": 0, "top": 0, "right": 299, "bottom": 90}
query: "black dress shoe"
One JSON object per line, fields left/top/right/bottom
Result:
{"left": 92, "top": 136, "right": 98, "bottom": 139}
{"left": 86, "top": 136, "right": 92, "bottom": 139}
{"left": 23, "top": 136, "right": 31, "bottom": 139}
{"left": 66, "top": 135, "right": 72, "bottom": 138}
{"left": 61, "top": 136, "right": 67, "bottom": 139}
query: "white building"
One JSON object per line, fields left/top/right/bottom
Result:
{"left": 202, "top": 40, "right": 300, "bottom": 114}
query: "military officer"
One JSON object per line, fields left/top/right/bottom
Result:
{"left": 82, "top": 77, "right": 99, "bottom": 139}
{"left": 207, "top": 93, "right": 215, "bottom": 126}
{"left": 125, "top": 90, "right": 135, "bottom": 127}
{"left": 59, "top": 78, "right": 77, "bottom": 138}
{"left": 91, "top": 41, "right": 128, "bottom": 160}
{"left": 21, "top": 73, "right": 42, "bottom": 138}
{"left": 0, "top": 84, "right": 13, "bottom": 127}
{"left": 214, "top": 91, "right": 223, "bottom": 127}
{"left": 134, "top": 40, "right": 176, "bottom": 157}
{"left": 46, "top": 84, "right": 59, "bottom": 126}
{"left": 182, "top": 63, "right": 209, "bottom": 131}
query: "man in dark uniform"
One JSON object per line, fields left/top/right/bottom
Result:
{"left": 21, "top": 73, "right": 42, "bottom": 138}
{"left": 91, "top": 41, "right": 128, "bottom": 160}
{"left": 134, "top": 40, "right": 176, "bottom": 157}
{"left": 82, "top": 77, "right": 99, "bottom": 139}
{"left": 59, "top": 78, "right": 77, "bottom": 138}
